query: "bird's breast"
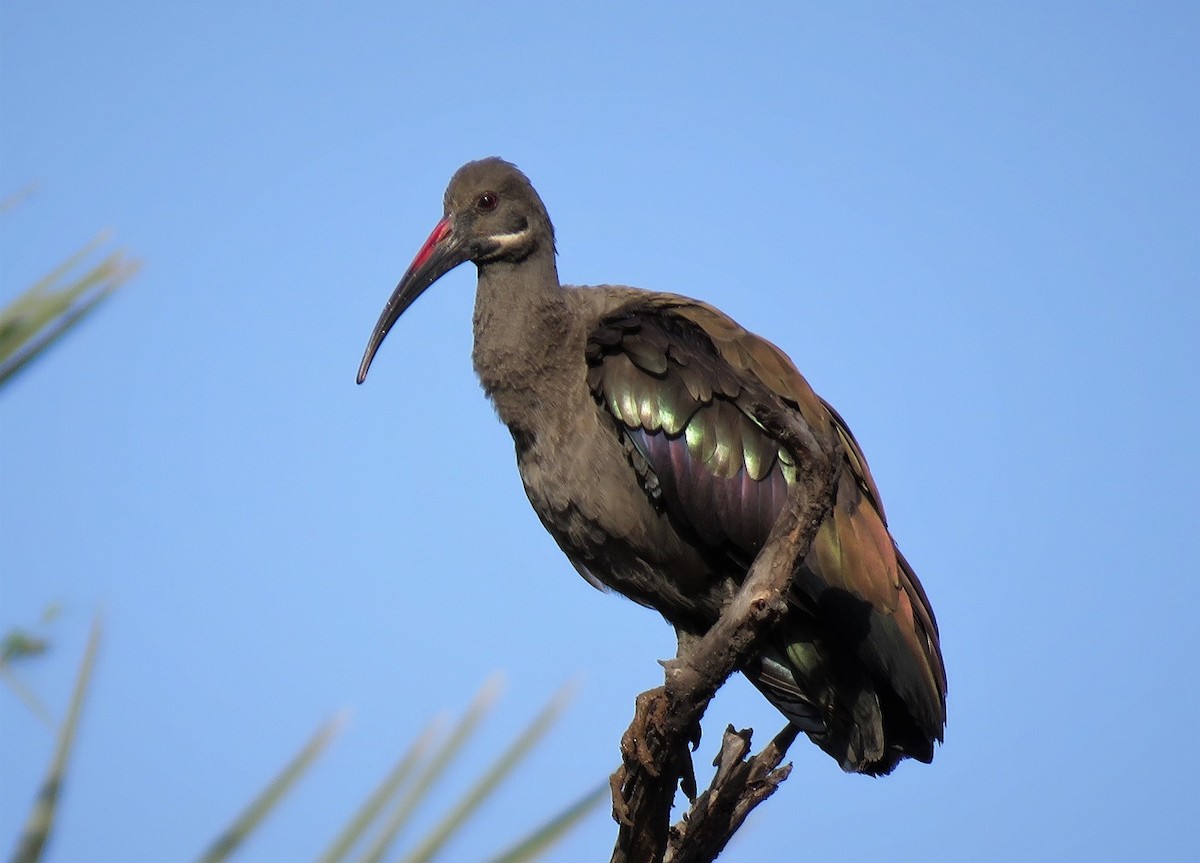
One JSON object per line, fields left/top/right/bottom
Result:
{"left": 511, "top": 401, "right": 735, "bottom": 626}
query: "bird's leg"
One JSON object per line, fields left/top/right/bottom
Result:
{"left": 668, "top": 629, "right": 708, "bottom": 752}
{"left": 611, "top": 630, "right": 709, "bottom": 826}
{"left": 611, "top": 682, "right": 701, "bottom": 810}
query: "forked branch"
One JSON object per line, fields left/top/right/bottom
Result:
{"left": 609, "top": 422, "right": 837, "bottom": 863}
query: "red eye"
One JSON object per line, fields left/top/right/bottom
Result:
{"left": 478, "top": 192, "right": 498, "bottom": 211}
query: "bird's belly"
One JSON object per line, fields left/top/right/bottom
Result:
{"left": 514, "top": 423, "right": 735, "bottom": 628}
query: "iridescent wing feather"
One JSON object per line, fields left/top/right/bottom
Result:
{"left": 586, "top": 294, "right": 945, "bottom": 773}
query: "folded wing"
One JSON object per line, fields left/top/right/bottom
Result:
{"left": 586, "top": 294, "right": 946, "bottom": 774}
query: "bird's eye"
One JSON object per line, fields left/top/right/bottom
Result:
{"left": 478, "top": 192, "right": 499, "bottom": 211}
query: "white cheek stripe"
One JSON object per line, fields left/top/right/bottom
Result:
{"left": 487, "top": 228, "right": 530, "bottom": 250}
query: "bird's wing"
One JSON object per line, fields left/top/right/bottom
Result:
{"left": 585, "top": 294, "right": 945, "bottom": 757}
{"left": 585, "top": 293, "right": 844, "bottom": 556}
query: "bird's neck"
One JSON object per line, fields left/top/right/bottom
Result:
{"left": 471, "top": 253, "right": 572, "bottom": 426}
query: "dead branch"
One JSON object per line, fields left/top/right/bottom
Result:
{"left": 609, "top": 428, "right": 836, "bottom": 863}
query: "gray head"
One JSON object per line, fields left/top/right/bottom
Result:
{"left": 443, "top": 158, "right": 555, "bottom": 261}
{"left": 357, "top": 158, "right": 555, "bottom": 384}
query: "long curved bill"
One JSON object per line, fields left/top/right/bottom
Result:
{"left": 356, "top": 217, "right": 468, "bottom": 384}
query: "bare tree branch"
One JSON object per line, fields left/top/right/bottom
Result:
{"left": 665, "top": 724, "right": 799, "bottom": 863}
{"left": 609, "top": 415, "right": 837, "bottom": 863}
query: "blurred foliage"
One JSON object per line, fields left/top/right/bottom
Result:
{"left": 9, "top": 619, "right": 102, "bottom": 863}
{"left": 0, "top": 618, "right": 56, "bottom": 728}
{"left": 1, "top": 630, "right": 50, "bottom": 664}
{"left": 0, "top": 211, "right": 137, "bottom": 723}
{"left": 198, "top": 675, "right": 604, "bottom": 863}
{"left": 0, "top": 231, "right": 138, "bottom": 390}
{"left": 8, "top": 631, "right": 602, "bottom": 863}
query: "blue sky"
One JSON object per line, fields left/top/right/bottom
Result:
{"left": 2, "top": 2, "right": 1197, "bottom": 861}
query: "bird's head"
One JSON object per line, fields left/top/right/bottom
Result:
{"left": 356, "top": 157, "right": 554, "bottom": 384}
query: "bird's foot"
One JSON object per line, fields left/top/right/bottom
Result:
{"left": 611, "top": 686, "right": 702, "bottom": 826}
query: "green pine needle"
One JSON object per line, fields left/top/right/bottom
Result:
{"left": 353, "top": 675, "right": 504, "bottom": 863}
{"left": 0, "top": 232, "right": 138, "bottom": 390}
{"left": 400, "top": 680, "right": 578, "bottom": 863}
{"left": 316, "top": 716, "right": 445, "bottom": 863}
{"left": 195, "top": 712, "right": 348, "bottom": 863}
{"left": 9, "top": 616, "right": 102, "bottom": 863}
{"left": 488, "top": 782, "right": 609, "bottom": 863}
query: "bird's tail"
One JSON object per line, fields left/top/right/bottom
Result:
{"left": 745, "top": 642, "right": 916, "bottom": 776}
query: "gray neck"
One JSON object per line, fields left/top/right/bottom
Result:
{"left": 471, "top": 251, "right": 569, "bottom": 429}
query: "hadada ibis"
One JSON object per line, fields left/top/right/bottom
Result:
{"left": 357, "top": 158, "right": 946, "bottom": 775}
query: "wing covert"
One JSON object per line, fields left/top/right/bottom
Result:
{"left": 585, "top": 298, "right": 812, "bottom": 559}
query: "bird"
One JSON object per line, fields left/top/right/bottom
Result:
{"left": 357, "top": 158, "right": 946, "bottom": 775}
